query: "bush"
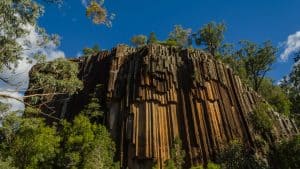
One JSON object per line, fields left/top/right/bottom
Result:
{"left": 190, "top": 162, "right": 221, "bottom": 169}
{"left": 258, "top": 78, "right": 291, "bottom": 116}
{"left": 249, "top": 102, "right": 274, "bottom": 134}
{"left": 218, "top": 140, "right": 268, "bottom": 169}
{"left": 271, "top": 135, "right": 300, "bottom": 169}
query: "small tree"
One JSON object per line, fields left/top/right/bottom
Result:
{"left": 147, "top": 32, "right": 158, "bottom": 44}
{"left": 271, "top": 135, "right": 300, "bottom": 169}
{"left": 218, "top": 140, "right": 267, "bottom": 169}
{"left": 131, "top": 35, "right": 147, "bottom": 47}
{"left": 258, "top": 78, "right": 291, "bottom": 116}
{"left": 168, "top": 25, "right": 192, "bottom": 47}
{"left": 250, "top": 102, "right": 274, "bottom": 135}
{"left": 168, "top": 137, "right": 186, "bottom": 169}
{"left": 25, "top": 58, "right": 83, "bottom": 111}
{"left": 237, "top": 41, "right": 276, "bottom": 91}
{"left": 82, "top": 45, "right": 101, "bottom": 56}
{"left": 195, "top": 22, "right": 226, "bottom": 56}
{"left": 0, "top": 114, "right": 60, "bottom": 169}
{"left": 58, "top": 114, "right": 118, "bottom": 169}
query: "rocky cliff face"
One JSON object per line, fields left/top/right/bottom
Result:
{"left": 28, "top": 44, "right": 298, "bottom": 169}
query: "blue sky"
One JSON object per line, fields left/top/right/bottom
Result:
{"left": 38, "top": 0, "right": 300, "bottom": 82}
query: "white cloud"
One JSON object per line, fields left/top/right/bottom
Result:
{"left": 0, "top": 24, "right": 65, "bottom": 112}
{"left": 76, "top": 52, "right": 83, "bottom": 58}
{"left": 280, "top": 31, "right": 300, "bottom": 61}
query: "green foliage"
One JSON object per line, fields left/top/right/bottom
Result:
{"left": 218, "top": 140, "right": 244, "bottom": 169}
{"left": 258, "top": 78, "right": 291, "bottom": 116}
{"left": 281, "top": 51, "right": 300, "bottom": 122}
{"left": 159, "top": 39, "right": 180, "bottom": 47}
{"left": 190, "top": 162, "right": 221, "bottom": 169}
{"left": 147, "top": 32, "right": 158, "bottom": 44}
{"left": 220, "top": 40, "right": 289, "bottom": 119}
{"left": 0, "top": 113, "right": 60, "bottom": 169}
{"left": 168, "top": 137, "right": 185, "bottom": 169}
{"left": 82, "top": 45, "right": 100, "bottom": 56}
{"left": 0, "top": 156, "right": 16, "bottom": 169}
{"left": 86, "top": 0, "right": 107, "bottom": 24}
{"left": 0, "top": 97, "right": 118, "bottom": 169}
{"left": 165, "top": 159, "right": 177, "bottom": 169}
{"left": 237, "top": 41, "right": 277, "bottom": 91}
{"left": 220, "top": 41, "right": 276, "bottom": 92}
{"left": 58, "top": 114, "right": 118, "bottom": 169}
{"left": 0, "top": 102, "right": 10, "bottom": 114}
{"left": 85, "top": 0, "right": 115, "bottom": 27}
{"left": 218, "top": 140, "right": 267, "bottom": 169}
{"left": 28, "top": 58, "right": 83, "bottom": 104}
{"left": 168, "top": 25, "right": 192, "bottom": 47}
{"left": 195, "top": 22, "right": 226, "bottom": 56}
{"left": 250, "top": 102, "right": 274, "bottom": 134}
{"left": 206, "top": 162, "right": 221, "bottom": 169}
{"left": 190, "top": 165, "right": 204, "bottom": 169}
{"left": 81, "top": 97, "right": 103, "bottom": 121}
{"left": 131, "top": 35, "right": 147, "bottom": 47}
{"left": 271, "top": 135, "right": 300, "bottom": 169}
{"left": 0, "top": 0, "right": 43, "bottom": 71}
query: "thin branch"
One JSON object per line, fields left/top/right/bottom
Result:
{"left": 23, "top": 92, "right": 67, "bottom": 98}
{"left": 0, "top": 93, "right": 63, "bottom": 121}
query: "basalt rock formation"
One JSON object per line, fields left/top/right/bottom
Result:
{"left": 28, "top": 44, "right": 298, "bottom": 169}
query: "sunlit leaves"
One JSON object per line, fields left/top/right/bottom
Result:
{"left": 27, "top": 58, "right": 83, "bottom": 105}
{"left": 168, "top": 25, "right": 192, "bottom": 47}
{"left": 0, "top": 0, "right": 44, "bottom": 71}
{"left": 86, "top": 0, "right": 115, "bottom": 27}
{"left": 194, "top": 22, "right": 226, "bottom": 56}
{"left": 131, "top": 35, "right": 147, "bottom": 47}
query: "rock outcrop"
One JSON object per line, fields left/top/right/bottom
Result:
{"left": 28, "top": 44, "right": 298, "bottom": 169}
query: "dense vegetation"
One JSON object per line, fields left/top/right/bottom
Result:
{"left": 0, "top": 0, "right": 299, "bottom": 169}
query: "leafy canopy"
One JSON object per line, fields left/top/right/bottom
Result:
{"left": 131, "top": 35, "right": 147, "bottom": 47}
{"left": 194, "top": 22, "right": 226, "bottom": 56}
{"left": 168, "top": 25, "right": 192, "bottom": 47}
{"left": 0, "top": 0, "right": 43, "bottom": 71}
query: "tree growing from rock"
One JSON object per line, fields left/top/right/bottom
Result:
{"left": 168, "top": 25, "right": 192, "bottom": 47}
{"left": 147, "top": 32, "right": 158, "bottom": 44}
{"left": 194, "top": 22, "right": 226, "bottom": 56}
{"left": 237, "top": 40, "right": 276, "bottom": 91}
{"left": 131, "top": 35, "right": 147, "bottom": 47}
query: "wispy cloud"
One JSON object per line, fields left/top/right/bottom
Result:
{"left": 0, "top": 24, "right": 65, "bottom": 112}
{"left": 280, "top": 31, "right": 300, "bottom": 61}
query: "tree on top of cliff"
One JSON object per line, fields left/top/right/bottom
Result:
{"left": 131, "top": 35, "right": 148, "bottom": 47}
{"left": 147, "top": 32, "right": 159, "bottom": 44}
{"left": 237, "top": 40, "right": 277, "bottom": 91}
{"left": 168, "top": 25, "right": 192, "bottom": 48}
{"left": 82, "top": 45, "right": 101, "bottom": 57}
{"left": 193, "top": 22, "right": 226, "bottom": 57}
